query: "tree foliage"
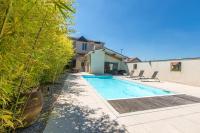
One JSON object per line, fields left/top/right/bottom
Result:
{"left": 0, "top": 0, "right": 74, "bottom": 131}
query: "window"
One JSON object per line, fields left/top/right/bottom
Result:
{"left": 171, "top": 62, "right": 181, "bottom": 71}
{"left": 133, "top": 64, "right": 137, "bottom": 69}
{"left": 104, "top": 62, "right": 118, "bottom": 74}
{"left": 82, "top": 43, "right": 87, "bottom": 50}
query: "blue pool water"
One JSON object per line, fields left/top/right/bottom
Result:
{"left": 83, "top": 75, "right": 174, "bottom": 100}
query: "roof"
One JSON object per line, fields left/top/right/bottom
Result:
{"left": 125, "top": 57, "right": 141, "bottom": 63}
{"left": 70, "top": 36, "right": 105, "bottom": 45}
{"left": 86, "top": 47, "right": 128, "bottom": 60}
{"left": 103, "top": 47, "right": 128, "bottom": 59}
{"left": 78, "top": 36, "right": 88, "bottom": 42}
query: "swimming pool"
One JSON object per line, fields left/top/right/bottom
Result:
{"left": 82, "top": 75, "right": 174, "bottom": 100}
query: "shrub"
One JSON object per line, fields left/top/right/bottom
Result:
{"left": 0, "top": 0, "right": 74, "bottom": 131}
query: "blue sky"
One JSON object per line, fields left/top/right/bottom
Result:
{"left": 72, "top": 0, "right": 200, "bottom": 60}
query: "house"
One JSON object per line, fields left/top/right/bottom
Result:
{"left": 70, "top": 36, "right": 131, "bottom": 74}
{"left": 124, "top": 57, "right": 141, "bottom": 63}
{"left": 70, "top": 36, "right": 104, "bottom": 72}
{"left": 85, "top": 48, "right": 129, "bottom": 74}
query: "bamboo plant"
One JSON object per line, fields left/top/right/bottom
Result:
{"left": 0, "top": 0, "right": 75, "bottom": 131}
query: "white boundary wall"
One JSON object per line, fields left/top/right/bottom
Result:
{"left": 127, "top": 58, "right": 200, "bottom": 86}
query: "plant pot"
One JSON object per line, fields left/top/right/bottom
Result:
{"left": 22, "top": 88, "right": 43, "bottom": 127}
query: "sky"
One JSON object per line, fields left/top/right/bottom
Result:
{"left": 72, "top": 0, "right": 200, "bottom": 60}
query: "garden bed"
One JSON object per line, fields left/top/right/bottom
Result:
{"left": 16, "top": 72, "right": 68, "bottom": 133}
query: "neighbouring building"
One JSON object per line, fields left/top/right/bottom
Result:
{"left": 70, "top": 36, "right": 104, "bottom": 72}
{"left": 124, "top": 57, "right": 141, "bottom": 63}
{"left": 71, "top": 36, "right": 131, "bottom": 74}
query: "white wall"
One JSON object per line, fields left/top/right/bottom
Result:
{"left": 127, "top": 59, "right": 200, "bottom": 86}
{"left": 90, "top": 50, "right": 105, "bottom": 74}
{"left": 89, "top": 50, "right": 128, "bottom": 74}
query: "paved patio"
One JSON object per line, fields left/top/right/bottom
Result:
{"left": 44, "top": 73, "right": 200, "bottom": 133}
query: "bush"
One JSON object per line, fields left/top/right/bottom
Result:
{"left": 0, "top": 0, "right": 74, "bottom": 131}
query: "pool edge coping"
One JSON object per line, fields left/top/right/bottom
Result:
{"left": 79, "top": 74, "right": 200, "bottom": 118}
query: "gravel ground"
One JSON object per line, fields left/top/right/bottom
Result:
{"left": 16, "top": 72, "right": 68, "bottom": 133}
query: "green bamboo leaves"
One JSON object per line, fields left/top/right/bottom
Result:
{"left": 0, "top": 0, "right": 74, "bottom": 131}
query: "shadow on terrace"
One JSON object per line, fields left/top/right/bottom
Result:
{"left": 64, "top": 74, "right": 87, "bottom": 96}
{"left": 44, "top": 74, "right": 126, "bottom": 133}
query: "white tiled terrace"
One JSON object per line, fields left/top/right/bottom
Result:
{"left": 44, "top": 72, "right": 200, "bottom": 133}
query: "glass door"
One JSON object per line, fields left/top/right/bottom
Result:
{"left": 104, "top": 62, "right": 118, "bottom": 74}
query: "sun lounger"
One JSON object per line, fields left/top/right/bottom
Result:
{"left": 131, "top": 70, "right": 144, "bottom": 80}
{"left": 127, "top": 70, "right": 134, "bottom": 78}
{"left": 141, "top": 71, "right": 160, "bottom": 82}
